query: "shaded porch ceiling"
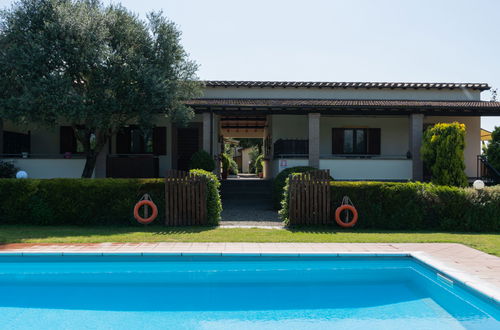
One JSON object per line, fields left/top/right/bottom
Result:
{"left": 219, "top": 115, "right": 266, "bottom": 138}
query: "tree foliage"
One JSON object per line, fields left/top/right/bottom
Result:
{"left": 0, "top": 0, "right": 202, "bottom": 177}
{"left": 485, "top": 126, "right": 500, "bottom": 172}
{"left": 421, "top": 122, "right": 468, "bottom": 187}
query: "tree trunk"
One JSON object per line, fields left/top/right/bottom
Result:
{"left": 74, "top": 127, "right": 110, "bottom": 178}
{"left": 82, "top": 153, "right": 98, "bottom": 178}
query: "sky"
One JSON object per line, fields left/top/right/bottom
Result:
{"left": 1, "top": 0, "right": 500, "bottom": 130}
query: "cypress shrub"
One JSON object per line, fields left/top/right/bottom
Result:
{"left": 421, "top": 122, "right": 468, "bottom": 187}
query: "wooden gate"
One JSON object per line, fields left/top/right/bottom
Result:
{"left": 288, "top": 170, "right": 331, "bottom": 225}
{"left": 165, "top": 170, "right": 207, "bottom": 225}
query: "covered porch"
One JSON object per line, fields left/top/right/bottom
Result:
{"left": 189, "top": 98, "right": 494, "bottom": 181}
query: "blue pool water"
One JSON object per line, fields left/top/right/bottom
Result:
{"left": 0, "top": 255, "right": 498, "bottom": 329}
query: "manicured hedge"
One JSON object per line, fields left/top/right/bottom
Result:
{"left": 273, "top": 166, "right": 324, "bottom": 209}
{"left": 0, "top": 172, "right": 221, "bottom": 226}
{"left": 280, "top": 180, "right": 500, "bottom": 232}
{"left": 190, "top": 169, "right": 222, "bottom": 225}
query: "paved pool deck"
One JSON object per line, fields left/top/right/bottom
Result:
{"left": 1, "top": 242, "right": 499, "bottom": 301}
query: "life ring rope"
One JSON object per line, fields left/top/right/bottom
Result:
{"left": 334, "top": 196, "right": 358, "bottom": 228}
{"left": 134, "top": 194, "right": 158, "bottom": 225}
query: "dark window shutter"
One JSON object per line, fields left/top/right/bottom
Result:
{"left": 368, "top": 128, "right": 381, "bottom": 155}
{"left": 116, "top": 127, "right": 131, "bottom": 154}
{"left": 153, "top": 127, "right": 167, "bottom": 155}
{"left": 332, "top": 128, "right": 344, "bottom": 154}
{"left": 60, "top": 126, "right": 76, "bottom": 153}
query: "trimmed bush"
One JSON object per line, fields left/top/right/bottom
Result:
{"left": 221, "top": 153, "right": 238, "bottom": 175}
{"left": 190, "top": 169, "right": 222, "bottom": 225}
{"left": 0, "top": 160, "right": 18, "bottom": 178}
{"left": 0, "top": 176, "right": 221, "bottom": 226}
{"left": 254, "top": 154, "right": 264, "bottom": 174}
{"left": 421, "top": 122, "right": 468, "bottom": 187}
{"left": 279, "top": 180, "right": 500, "bottom": 232}
{"left": 189, "top": 150, "right": 215, "bottom": 172}
{"left": 273, "top": 166, "right": 327, "bottom": 209}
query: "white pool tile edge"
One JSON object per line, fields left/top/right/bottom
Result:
{"left": 409, "top": 251, "right": 500, "bottom": 304}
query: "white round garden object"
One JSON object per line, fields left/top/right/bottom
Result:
{"left": 16, "top": 170, "right": 28, "bottom": 179}
{"left": 473, "top": 179, "right": 485, "bottom": 190}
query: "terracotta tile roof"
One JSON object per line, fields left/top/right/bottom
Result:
{"left": 186, "top": 98, "right": 500, "bottom": 114}
{"left": 204, "top": 81, "right": 490, "bottom": 91}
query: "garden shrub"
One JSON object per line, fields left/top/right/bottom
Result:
{"left": 273, "top": 166, "right": 329, "bottom": 209}
{"left": 221, "top": 153, "right": 238, "bottom": 175}
{"left": 0, "top": 160, "right": 18, "bottom": 178}
{"left": 189, "top": 150, "right": 215, "bottom": 172}
{"left": 279, "top": 180, "right": 500, "bottom": 232}
{"left": 254, "top": 154, "right": 264, "bottom": 174}
{"left": 0, "top": 175, "right": 221, "bottom": 226}
{"left": 189, "top": 169, "right": 222, "bottom": 225}
{"left": 421, "top": 122, "right": 468, "bottom": 187}
{"left": 485, "top": 126, "right": 500, "bottom": 172}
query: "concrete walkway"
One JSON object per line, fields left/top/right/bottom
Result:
{"left": 1, "top": 242, "right": 498, "bottom": 301}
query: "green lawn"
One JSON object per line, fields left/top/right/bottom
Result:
{"left": 0, "top": 225, "right": 498, "bottom": 256}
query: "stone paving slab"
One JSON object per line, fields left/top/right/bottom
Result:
{"left": 1, "top": 242, "right": 499, "bottom": 301}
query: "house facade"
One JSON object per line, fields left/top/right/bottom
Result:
{"left": 1, "top": 80, "right": 500, "bottom": 180}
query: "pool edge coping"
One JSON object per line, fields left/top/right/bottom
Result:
{"left": 0, "top": 250, "right": 498, "bottom": 304}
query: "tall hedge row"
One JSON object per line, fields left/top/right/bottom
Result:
{"left": 0, "top": 173, "right": 221, "bottom": 226}
{"left": 280, "top": 180, "right": 500, "bottom": 232}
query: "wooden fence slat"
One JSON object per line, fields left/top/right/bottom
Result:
{"left": 288, "top": 169, "right": 331, "bottom": 226}
{"left": 164, "top": 170, "right": 208, "bottom": 226}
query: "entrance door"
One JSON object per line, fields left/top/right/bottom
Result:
{"left": 175, "top": 127, "right": 201, "bottom": 170}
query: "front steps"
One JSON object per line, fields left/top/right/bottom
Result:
{"left": 220, "top": 179, "right": 279, "bottom": 222}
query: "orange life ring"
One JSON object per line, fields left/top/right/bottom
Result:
{"left": 134, "top": 200, "right": 158, "bottom": 224}
{"left": 335, "top": 205, "right": 358, "bottom": 228}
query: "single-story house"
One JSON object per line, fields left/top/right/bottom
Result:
{"left": 1, "top": 80, "right": 500, "bottom": 180}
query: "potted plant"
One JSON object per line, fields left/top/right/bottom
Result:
{"left": 254, "top": 154, "right": 264, "bottom": 178}
{"left": 221, "top": 153, "right": 230, "bottom": 180}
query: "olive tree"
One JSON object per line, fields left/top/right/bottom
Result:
{"left": 0, "top": 0, "right": 201, "bottom": 177}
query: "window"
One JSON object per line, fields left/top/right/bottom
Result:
{"left": 116, "top": 126, "right": 166, "bottom": 155}
{"left": 332, "top": 128, "right": 381, "bottom": 155}
{"left": 3, "top": 131, "right": 31, "bottom": 155}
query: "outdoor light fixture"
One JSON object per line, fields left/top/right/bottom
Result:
{"left": 473, "top": 179, "right": 485, "bottom": 190}
{"left": 16, "top": 171, "right": 28, "bottom": 179}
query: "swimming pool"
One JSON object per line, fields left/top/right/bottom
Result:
{"left": 0, "top": 254, "right": 498, "bottom": 329}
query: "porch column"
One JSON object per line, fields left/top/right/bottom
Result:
{"left": 202, "top": 112, "right": 212, "bottom": 155}
{"left": 409, "top": 113, "right": 424, "bottom": 181}
{"left": 263, "top": 115, "right": 272, "bottom": 179}
{"left": 0, "top": 118, "right": 3, "bottom": 155}
{"left": 95, "top": 140, "right": 109, "bottom": 178}
{"left": 308, "top": 113, "right": 320, "bottom": 168}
